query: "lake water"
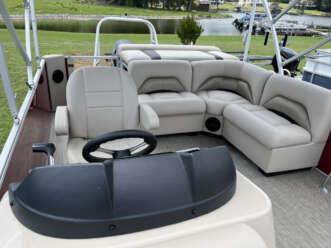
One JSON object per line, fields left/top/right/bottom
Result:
{"left": 1, "top": 12, "right": 330, "bottom": 36}
{"left": 0, "top": 18, "right": 240, "bottom": 36}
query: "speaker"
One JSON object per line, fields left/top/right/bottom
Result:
{"left": 44, "top": 55, "right": 68, "bottom": 111}
{"left": 205, "top": 117, "right": 221, "bottom": 132}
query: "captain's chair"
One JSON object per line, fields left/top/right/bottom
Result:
{"left": 55, "top": 66, "right": 158, "bottom": 163}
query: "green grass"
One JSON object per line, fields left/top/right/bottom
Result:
{"left": 4, "top": 0, "right": 229, "bottom": 18}
{"left": 1, "top": 28, "right": 331, "bottom": 150}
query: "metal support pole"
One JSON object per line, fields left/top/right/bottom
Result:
{"left": 321, "top": 172, "right": 330, "bottom": 194}
{"left": 0, "top": 0, "right": 31, "bottom": 66}
{"left": 0, "top": 38, "right": 19, "bottom": 119}
{"left": 24, "top": 0, "right": 34, "bottom": 87}
{"left": 243, "top": 0, "right": 257, "bottom": 62}
{"left": 29, "top": 0, "right": 41, "bottom": 67}
{"left": 273, "top": 0, "right": 300, "bottom": 24}
{"left": 262, "top": 0, "right": 283, "bottom": 75}
{"left": 283, "top": 36, "right": 331, "bottom": 66}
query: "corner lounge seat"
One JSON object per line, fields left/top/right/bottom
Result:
{"left": 223, "top": 74, "right": 331, "bottom": 173}
{"left": 128, "top": 60, "right": 206, "bottom": 135}
{"left": 192, "top": 60, "right": 273, "bottom": 116}
{"left": 224, "top": 103, "right": 311, "bottom": 148}
{"left": 55, "top": 66, "right": 156, "bottom": 163}
{"left": 118, "top": 44, "right": 239, "bottom": 65}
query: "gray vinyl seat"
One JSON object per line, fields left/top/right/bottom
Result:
{"left": 55, "top": 66, "right": 151, "bottom": 163}
{"left": 192, "top": 60, "right": 273, "bottom": 116}
{"left": 223, "top": 74, "right": 331, "bottom": 173}
{"left": 224, "top": 103, "right": 311, "bottom": 149}
{"left": 118, "top": 44, "right": 239, "bottom": 64}
{"left": 128, "top": 60, "right": 206, "bottom": 135}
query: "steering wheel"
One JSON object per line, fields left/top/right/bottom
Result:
{"left": 82, "top": 130, "right": 157, "bottom": 162}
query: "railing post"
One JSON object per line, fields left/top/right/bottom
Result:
{"left": 24, "top": 0, "right": 34, "bottom": 87}
{"left": 93, "top": 17, "right": 159, "bottom": 66}
{"left": 0, "top": 38, "right": 19, "bottom": 120}
{"left": 29, "top": 0, "right": 41, "bottom": 67}
{"left": 243, "top": 0, "right": 257, "bottom": 62}
{"left": 0, "top": 0, "right": 31, "bottom": 66}
{"left": 261, "top": 0, "right": 283, "bottom": 75}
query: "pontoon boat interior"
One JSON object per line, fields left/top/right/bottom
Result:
{"left": 0, "top": 2, "right": 331, "bottom": 248}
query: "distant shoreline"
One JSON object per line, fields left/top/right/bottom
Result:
{"left": 4, "top": 11, "right": 331, "bottom": 22}
{"left": 4, "top": 14, "right": 229, "bottom": 21}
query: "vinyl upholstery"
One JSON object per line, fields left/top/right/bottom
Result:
{"left": 66, "top": 66, "right": 139, "bottom": 139}
{"left": 128, "top": 60, "right": 192, "bottom": 94}
{"left": 223, "top": 103, "right": 311, "bottom": 149}
{"left": 260, "top": 74, "right": 331, "bottom": 143}
{"left": 223, "top": 74, "right": 331, "bottom": 172}
{"left": 118, "top": 44, "right": 239, "bottom": 64}
{"left": 56, "top": 60, "right": 331, "bottom": 173}
{"left": 128, "top": 60, "right": 206, "bottom": 135}
{"left": 55, "top": 66, "right": 158, "bottom": 163}
{"left": 192, "top": 60, "right": 273, "bottom": 104}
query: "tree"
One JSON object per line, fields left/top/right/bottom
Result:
{"left": 176, "top": 15, "right": 203, "bottom": 45}
{"left": 321, "top": 0, "right": 331, "bottom": 11}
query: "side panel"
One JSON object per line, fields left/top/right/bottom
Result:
{"left": 32, "top": 65, "right": 52, "bottom": 111}
{"left": 317, "top": 132, "right": 331, "bottom": 174}
{"left": 43, "top": 55, "right": 68, "bottom": 111}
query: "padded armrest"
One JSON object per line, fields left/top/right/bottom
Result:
{"left": 55, "top": 106, "right": 69, "bottom": 136}
{"left": 140, "top": 104, "right": 160, "bottom": 130}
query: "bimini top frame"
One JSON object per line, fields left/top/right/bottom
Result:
{"left": 0, "top": 0, "right": 43, "bottom": 190}
{"left": 93, "top": 17, "right": 158, "bottom": 66}
{"left": 243, "top": 0, "right": 331, "bottom": 74}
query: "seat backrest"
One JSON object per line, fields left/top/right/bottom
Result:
{"left": 128, "top": 60, "right": 192, "bottom": 94}
{"left": 191, "top": 60, "right": 273, "bottom": 104}
{"left": 66, "top": 66, "right": 138, "bottom": 139}
{"left": 260, "top": 74, "right": 331, "bottom": 143}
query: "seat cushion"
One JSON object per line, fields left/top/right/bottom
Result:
{"left": 119, "top": 44, "right": 238, "bottom": 64}
{"left": 198, "top": 90, "right": 249, "bottom": 116}
{"left": 191, "top": 60, "right": 273, "bottom": 104}
{"left": 223, "top": 103, "right": 311, "bottom": 149}
{"left": 139, "top": 92, "right": 206, "bottom": 116}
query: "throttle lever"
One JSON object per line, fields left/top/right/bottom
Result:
{"left": 32, "top": 143, "right": 56, "bottom": 165}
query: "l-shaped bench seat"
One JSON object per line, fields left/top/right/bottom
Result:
{"left": 128, "top": 60, "right": 331, "bottom": 174}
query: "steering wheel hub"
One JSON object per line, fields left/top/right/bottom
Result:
{"left": 82, "top": 130, "right": 157, "bottom": 162}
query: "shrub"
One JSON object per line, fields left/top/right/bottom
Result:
{"left": 176, "top": 15, "right": 203, "bottom": 45}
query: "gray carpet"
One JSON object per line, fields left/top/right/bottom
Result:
{"left": 154, "top": 134, "right": 331, "bottom": 248}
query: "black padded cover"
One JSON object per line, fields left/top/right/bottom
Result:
{"left": 9, "top": 146, "right": 236, "bottom": 238}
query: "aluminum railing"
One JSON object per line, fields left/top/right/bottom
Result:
{"left": 93, "top": 17, "right": 158, "bottom": 66}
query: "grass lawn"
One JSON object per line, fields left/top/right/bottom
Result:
{"left": 4, "top": 0, "right": 229, "bottom": 18}
{"left": 1, "top": 28, "right": 331, "bottom": 150}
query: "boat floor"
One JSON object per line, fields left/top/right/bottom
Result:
{"left": 2, "top": 110, "right": 331, "bottom": 248}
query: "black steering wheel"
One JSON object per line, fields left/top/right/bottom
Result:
{"left": 82, "top": 130, "right": 157, "bottom": 162}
